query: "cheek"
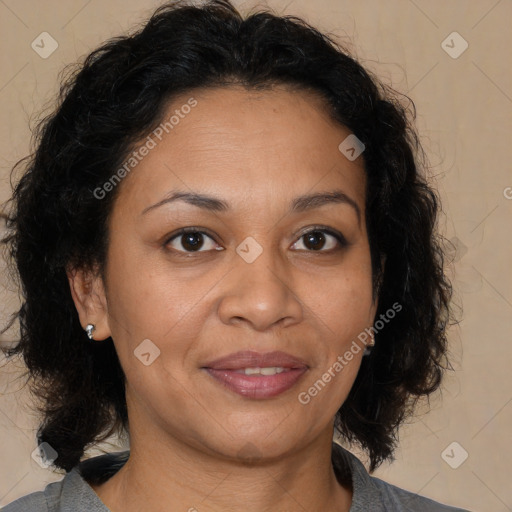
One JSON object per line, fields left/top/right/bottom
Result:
{"left": 307, "top": 255, "right": 374, "bottom": 339}
{"left": 103, "top": 246, "right": 217, "bottom": 368}
{"left": 297, "top": 250, "right": 373, "bottom": 405}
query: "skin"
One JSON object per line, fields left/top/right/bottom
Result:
{"left": 68, "top": 85, "right": 378, "bottom": 512}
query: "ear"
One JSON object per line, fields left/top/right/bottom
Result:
{"left": 66, "top": 265, "right": 111, "bottom": 341}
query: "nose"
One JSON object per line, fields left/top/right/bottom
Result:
{"left": 217, "top": 243, "right": 304, "bottom": 332}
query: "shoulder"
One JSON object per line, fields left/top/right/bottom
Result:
{"left": 1, "top": 451, "right": 129, "bottom": 512}
{"left": 1, "top": 478, "right": 64, "bottom": 512}
{"left": 332, "top": 442, "right": 472, "bottom": 512}
{"left": 368, "top": 476, "right": 471, "bottom": 511}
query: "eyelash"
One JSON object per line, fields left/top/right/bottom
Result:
{"left": 164, "top": 225, "right": 348, "bottom": 257}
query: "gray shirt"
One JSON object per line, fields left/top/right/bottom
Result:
{"left": 2, "top": 443, "right": 471, "bottom": 511}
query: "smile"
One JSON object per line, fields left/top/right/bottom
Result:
{"left": 203, "top": 351, "right": 309, "bottom": 399}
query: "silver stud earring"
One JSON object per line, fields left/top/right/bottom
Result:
{"left": 85, "top": 324, "right": 96, "bottom": 340}
{"left": 363, "top": 331, "right": 375, "bottom": 356}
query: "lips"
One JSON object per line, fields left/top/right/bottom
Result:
{"left": 204, "top": 350, "right": 308, "bottom": 370}
{"left": 202, "top": 350, "right": 309, "bottom": 399}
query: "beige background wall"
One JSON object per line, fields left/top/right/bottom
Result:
{"left": 1, "top": 1, "right": 511, "bottom": 511}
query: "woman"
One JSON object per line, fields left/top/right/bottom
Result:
{"left": 1, "top": 0, "right": 470, "bottom": 510}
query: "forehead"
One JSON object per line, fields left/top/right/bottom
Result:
{"left": 112, "top": 85, "right": 366, "bottom": 217}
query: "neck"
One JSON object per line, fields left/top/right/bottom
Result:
{"left": 90, "top": 427, "right": 352, "bottom": 512}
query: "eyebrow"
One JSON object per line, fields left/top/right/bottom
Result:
{"left": 141, "top": 189, "right": 361, "bottom": 224}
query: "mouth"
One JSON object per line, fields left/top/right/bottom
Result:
{"left": 202, "top": 350, "right": 309, "bottom": 399}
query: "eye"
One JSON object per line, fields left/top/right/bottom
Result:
{"left": 291, "top": 227, "right": 347, "bottom": 252}
{"left": 165, "top": 227, "right": 221, "bottom": 254}
{"left": 165, "top": 226, "right": 347, "bottom": 256}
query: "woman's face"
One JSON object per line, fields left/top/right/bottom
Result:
{"left": 89, "top": 85, "right": 377, "bottom": 460}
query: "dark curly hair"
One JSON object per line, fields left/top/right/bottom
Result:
{"left": 1, "top": 0, "right": 453, "bottom": 473}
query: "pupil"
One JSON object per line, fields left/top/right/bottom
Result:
{"left": 305, "top": 231, "right": 325, "bottom": 250}
{"left": 183, "top": 232, "right": 203, "bottom": 251}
